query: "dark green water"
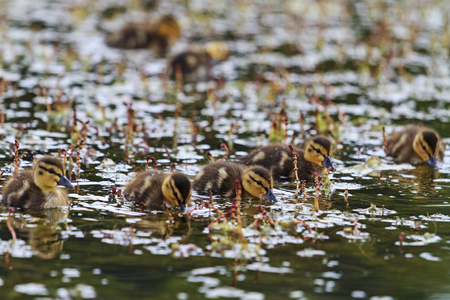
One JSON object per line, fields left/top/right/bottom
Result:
{"left": 0, "top": 0, "right": 449, "bottom": 299}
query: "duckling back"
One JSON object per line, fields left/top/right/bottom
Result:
{"left": 240, "top": 145, "right": 326, "bottom": 182}
{"left": 124, "top": 170, "right": 166, "bottom": 209}
{"left": 193, "top": 161, "right": 245, "bottom": 198}
{"left": 124, "top": 170, "right": 191, "bottom": 211}
{"left": 2, "top": 170, "right": 43, "bottom": 209}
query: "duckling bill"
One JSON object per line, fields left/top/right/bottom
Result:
{"left": 2, "top": 156, "right": 73, "bottom": 209}
{"left": 124, "top": 170, "right": 191, "bottom": 212}
{"left": 386, "top": 125, "right": 445, "bottom": 167}
{"left": 193, "top": 161, "right": 277, "bottom": 203}
{"left": 240, "top": 136, "right": 335, "bottom": 183}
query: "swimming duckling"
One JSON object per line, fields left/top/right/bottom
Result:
{"left": 106, "top": 15, "right": 180, "bottom": 54}
{"left": 386, "top": 125, "right": 445, "bottom": 167}
{"left": 240, "top": 135, "right": 335, "bottom": 183}
{"left": 124, "top": 170, "right": 191, "bottom": 212}
{"left": 193, "top": 161, "right": 277, "bottom": 203}
{"left": 2, "top": 156, "right": 73, "bottom": 209}
{"left": 168, "top": 41, "right": 228, "bottom": 81}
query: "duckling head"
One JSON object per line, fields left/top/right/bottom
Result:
{"left": 204, "top": 41, "right": 228, "bottom": 62}
{"left": 242, "top": 166, "right": 277, "bottom": 203}
{"left": 33, "top": 157, "right": 73, "bottom": 192}
{"left": 161, "top": 173, "right": 192, "bottom": 212}
{"left": 155, "top": 15, "right": 181, "bottom": 44}
{"left": 413, "top": 130, "right": 440, "bottom": 167}
{"left": 304, "top": 136, "right": 336, "bottom": 171}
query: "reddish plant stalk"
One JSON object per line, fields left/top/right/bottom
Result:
{"left": 301, "top": 180, "right": 306, "bottom": 201}
{"left": 13, "top": 139, "right": 20, "bottom": 173}
{"left": 145, "top": 155, "right": 151, "bottom": 170}
{"left": 289, "top": 145, "right": 300, "bottom": 195}
{"left": 162, "top": 144, "right": 172, "bottom": 159}
{"left": 151, "top": 157, "right": 158, "bottom": 170}
{"left": 313, "top": 172, "right": 320, "bottom": 212}
{"left": 382, "top": 126, "right": 388, "bottom": 155}
{"left": 235, "top": 179, "right": 242, "bottom": 228}
{"left": 7, "top": 209, "right": 16, "bottom": 242}
{"left": 163, "top": 202, "right": 174, "bottom": 223}
{"left": 283, "top": 115, "right": 289, "bottom": 146}
{"left": 220, "top": 143, "right": 229, "bottom": 161}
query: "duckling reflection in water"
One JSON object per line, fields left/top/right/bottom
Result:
{"left": 8, "top": 213, "right": 67, "bottom": 260}
{"left": 386, "top": 125, "right": 445, "bottom": 167}
{"left": 105, "top": 15, "right": 180, "bottom": 55}
{"left": 135, "top": 214, "right": 191, "bottom": 240}
{"left": 168, "top": 41, "right": 228, "bottom": 82}
{"left": 2, "top": 156, "right": 73, "bottom": 209}
{"left": 240, "top": 135, "right": 335, "bottom": 183}
{"left": 124, "top": 170, "right": 191, "bottom": 212}
{"left": 193, "top": 161, "right": 277, "bottom": 203}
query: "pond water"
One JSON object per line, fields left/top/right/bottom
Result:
{"left": 0, "top": 0, "right": 450, "bottom": 299}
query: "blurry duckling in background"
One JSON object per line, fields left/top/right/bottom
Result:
{"left": 168, "top": 41, "right": 228, "bottom": 81}
{"left": 386, "top": 125, "right": 445, "bottom": 167}
{"left": 193, "top": 161, "right": 277, "bottom": 203}
{"left": 124, "top": 170, "right": 191, "bottom": 212}
{"left": 1, "top": 156, "right": 73, "bottom": 209}
{"left": 240, "top": 135, "right": 335, "bottom": 183}
{"left": 105, "top": 14, "right": 180, "bottom": 55}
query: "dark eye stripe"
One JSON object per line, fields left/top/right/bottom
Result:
{"left": 311, "top": 145, "right": 325, "bottom": 156}
{"left": 419, "top": 141, "right": 432, "bottom": 158}
{"left": 169, "top": 181, "right": 182, "bottom": 205}
{"left": 39, "top": 166, "right": 62, "bottom": 178}
{"left": 249, "top": 175, "right": 269, "bottom": 192}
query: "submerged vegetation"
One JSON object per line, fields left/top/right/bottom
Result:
{"left": 0, "top": 0, "right": 449, "bottom": 299}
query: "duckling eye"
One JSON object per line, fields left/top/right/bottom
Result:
{"left": 256, "top": 180, "right": 262, "bottom": 185}
{"left": 315, "top": 148, "right": 321, "bottom": 154}
{"left": 422, "top": 145, "right": 426, "bottom": 150}
{"left": 47, "top": 168, "right": 56, "bottom": 175}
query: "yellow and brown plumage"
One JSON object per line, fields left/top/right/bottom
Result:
{"left": 124, "top": 170, "right": 191, "bottom": 211}
{"left": 1, "top": 156, "right": 73, "bottom": 209}
{"left": 105, "top": 15, "right": 180, "bottom": 54}
{"left": 386, "top": 125, "right": 445, "bottom": 167}
{"left": 168, "top": 41, "right": 228, "bottom": 81}
{"left": 240, "top": 135, "right": 335, "bottom": 183}
{"left": 193, "top": 161, "right": 277, "bottom": 203}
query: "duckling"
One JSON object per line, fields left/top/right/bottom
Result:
{"left": 168, "top": 41, "right": 228, "bottom": 81}
{"left": 193, "top": 161, "right": 277, "bottom": 203}
{"left": 240, "top": 135, "right": 335, "bottom": 183}
{"left": 386, "top": 125, "right": 445, "bottom": 167}
{"left": 105, "top": 15, "right": 180, "bottom": 54}
{"left": 124, "top": 170, "right": 191, "bottom": 212}
{"left": 1, "top": 156, "right": 73, "bottom": 209}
